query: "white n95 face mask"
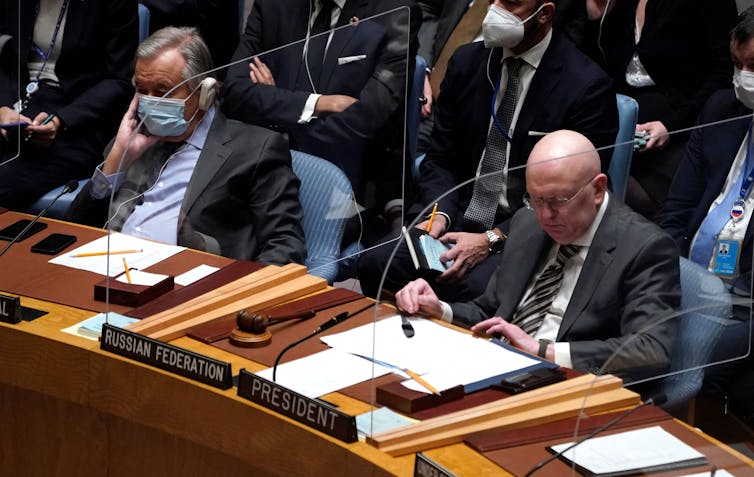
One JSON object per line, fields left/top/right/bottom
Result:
{"left": 482, "top": 3, "right": 545, "bottom": 49}
{"left": 733, "top": 68, "right": 754, "bottom": 110}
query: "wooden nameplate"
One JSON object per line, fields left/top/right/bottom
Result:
{"left": 94, "top": 274, "right": 174, "bottom": 307}
{"left": 125, "top": 263, "right": 327, "bottom": 341}
{"left": 366, "top": 374, "right": 641, "bottom": 456}
{"left": 376, "top": 381, "right": 465, "bottom": 414}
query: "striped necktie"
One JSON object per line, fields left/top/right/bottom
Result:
{"left": 511, "top": 244, "right": 580, "bottom": 336}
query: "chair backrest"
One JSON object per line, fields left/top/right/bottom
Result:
{"left": 290, "top": 150, "right": 356, "bottom": 283}
{"left": 138, "top": 3, "right": 150, "bottom": 43}
{"left": 407, "top": 56, "right": 428, "bottom": 164}
{"left": 608, "top": 94, "right": 638, "bottom": 202}
{"left": 660, "top": 257, "right": 732, "bottom": 408}
{"left": 25, "top": 179, "right": 91, "bottom": 219}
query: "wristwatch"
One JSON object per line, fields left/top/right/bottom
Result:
{"left": 485, "top": 230, "right": 505, "bottom": 253}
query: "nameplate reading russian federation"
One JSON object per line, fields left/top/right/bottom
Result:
{"left": 100, "top": 323, "right": 233, "bottom": 389}
{"left": 237, "top": 369, "right": 358, "bottom": 443}
{"left": 415, "top": 452, "right": 456, "bottom": 477}
{"left": 0, "top": 294, "right": 21, "bottom": 324}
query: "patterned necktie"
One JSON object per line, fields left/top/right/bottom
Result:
{"left": 511, "top": 244, "right": 580, "bottom": 336}
{"left": 463, "top": 57, "right": 523, "bottom": 231}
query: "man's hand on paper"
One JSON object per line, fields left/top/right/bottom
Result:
{"left": 472, "top": 317, "right": 548, "bottom": 359}
{"left": 435, "top": 231, "right": 488, "bottom": 282}
{"left": 394, "top": 278, "right": 443, "bottom": 318}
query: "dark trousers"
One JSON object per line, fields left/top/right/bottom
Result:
{"left": 358, "top": 230, "right": 504, "bottom": 302}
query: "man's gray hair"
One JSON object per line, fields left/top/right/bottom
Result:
{"left": 136, "top": 26, "right": 215, "bottom": 89}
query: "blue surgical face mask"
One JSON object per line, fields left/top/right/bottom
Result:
{"left": 137, "top": 84, "right": 200, "bottom": 137}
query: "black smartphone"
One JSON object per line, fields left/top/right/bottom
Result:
{"left": 0, "top": 219, "right": 47, "bottom": 242}
{"left": 493, "top": 368, "right": 566, "bottom": 394}
{"left": 31, "top": 233, "right": 77, "bottom": 255}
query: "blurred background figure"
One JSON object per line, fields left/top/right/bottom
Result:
{"left": 0, "top": 0, "right": 137, "bottom": 210}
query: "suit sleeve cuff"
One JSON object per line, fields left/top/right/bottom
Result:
{"left": 297, "top": 94, "right": 322, "bottom": 124}
{"left": 553, "top": 342, "right": 573, "bottom": 369}
{"left": 90, "top": 164, "right": 126, "bottom": 200}
{"left": 440, "top": 301, "right": 453, "bottom": 323}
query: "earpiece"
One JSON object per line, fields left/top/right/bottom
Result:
{"left": 198, "top": 77, "right": 217, "bottom": 111}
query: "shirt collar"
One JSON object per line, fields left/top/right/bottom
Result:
{"left": 320, "top": 0, "right": 346, "bottom": 10}
{"left": 503, "top": 28, "right": 552, "bottom": 69}
{"left": 572, "top": 192, "right": 609, "bottom": 247}
{"left": 184, "top": 105, "right": 215, "bottom": 150}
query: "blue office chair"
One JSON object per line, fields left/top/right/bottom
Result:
{"left": 659, "top": 257, "right": 733, "bottom": 410}
{"left": 407, "top": 56, "right": 427, "bottom": 165}
{"left": 138, "top": 3, "right": 150, "bottom": 43}
{"left": 25, "top": 4, "right": 151, "bottom": 219}
{"left": 608, "top": 94, "right": 639, "bottom": 202}
{"left": 291, "top": 150, "right": 359, "bottom": 284}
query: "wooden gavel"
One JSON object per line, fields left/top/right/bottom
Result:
{"left": 236, "top": 309, "right": 317, "bottom": 334}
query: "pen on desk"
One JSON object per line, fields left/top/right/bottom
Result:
{"left": 426, "top": 202, "right": 438, "bottom": 232}
{"left": 40, "top": 113, "right": 56, "bottom": 126}
{"left": 122, "top": 257, "right": 132, "bottom": 284}
{"left": 404, "top": 368, "right": 441, "bottom": 396}
{"left": 71, "top": 249, "right": 143, "bottom": 258}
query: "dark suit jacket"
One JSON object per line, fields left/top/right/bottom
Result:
{"left": 69, "top": 109, "right": 306, "bottom": 266}
{"left": 658, "top": 89, "right": 753, "bottom": 292}
{"left": 451, "top": 197, "right": 681, "bottom": 380}
{"left": 584, "top": 0, "right": 736, "bottom": 132}
{"left": 415, "top": 35, "right": 618, "bottom": 231}
{"left": 222, "top": 0, "right": 419, "bottom": 190}
{"left": 0, "top": 0, "right": 136, "bottom": 133}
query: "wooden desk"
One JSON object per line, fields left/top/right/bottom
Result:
{"left": 0, "top": 216, "right": 751, "bottom": 476}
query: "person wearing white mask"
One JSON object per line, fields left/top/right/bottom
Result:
{"left": 69, "top": 27, "right": 306, "bottom": 266}
{"left": 658, "top": 6, "right": 754, "bottom": 433}
{"left": 358, "top": 0, "right": 618, "bottom": 303}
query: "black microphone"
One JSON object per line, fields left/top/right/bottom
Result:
{"left": 272, "top": 302, "right": 375, "bottom": 381}
{"left": 0, "top": 179, "right": 79, "bottom": 258}
{"left": 523, "top": 392, "right": 667, "bottom": 477}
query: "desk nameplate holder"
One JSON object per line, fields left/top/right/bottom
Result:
{"left": 415, "top": 452, "right": 456, "bottom": 477}
{"left": 237, "top": 369, "right": 358, "bottom": 443}
{"left": 100, "top": 323, "right": 233, "bottom": 389}
{"left": 0, "top": 294, "right": 21, "bottom": 324}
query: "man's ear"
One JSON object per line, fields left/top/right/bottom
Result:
{"left": 594, "top": 173, "right": 609, "bottom": 201}
{"left": 538, "top": 2, "right": 556, "bottom": 24}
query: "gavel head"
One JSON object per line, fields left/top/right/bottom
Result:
{"left": 236, "top": 310, "right": 270, "bottom": 334}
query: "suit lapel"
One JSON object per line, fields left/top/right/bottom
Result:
{"left": 181, "top": 111, "right": 232, "bottom": 217}
{"left": 513, "top": 35, "right": 563, "bottom": 148}
{"left": 557, "top": 198, "right": 618, "bottom": 339}
{"left": 317, "top": 0, "right": 366, "bottom": 89}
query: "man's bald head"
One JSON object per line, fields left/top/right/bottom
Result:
{"left": 524, "top": 130, "right": 608, "bottom": 244}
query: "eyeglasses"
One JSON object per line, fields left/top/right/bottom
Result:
{"left": 523, "top": 175, "right": 598, "bottom": 211}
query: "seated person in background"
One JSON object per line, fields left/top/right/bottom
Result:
{"left": 222, "top": 0, "right": 420, "bottom": 233}
{"left": 583, "top": 0, "right": 737, "bottom": 219}
{"left": 140, "top": 0, "right": 240, "bottom": 78}
{"left": 0, "top": 0, "right": 136, "bottom": 210}
{"left": 68, "top": 27, "right": 306, "bottom": 266}
{"left": 658, "top": 7, "right": 754, "bottom": 429}
{"left": 396, "top": 130, "right": 680, "bottom": 381}
{"left": 358, "top": 0, "right": 618, "bottom": 303}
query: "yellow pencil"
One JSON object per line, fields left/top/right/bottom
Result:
{"left": 404, "top": 368, "right": 441, "bottom": 396}
{"left": 72, "top": 249, "right": 143, "bottom": 258}
{"left": 426, "top": 202, "right": 438, "bottom": 232}
{"left": 122, "top": 257, "right": 132, "bottom": 284}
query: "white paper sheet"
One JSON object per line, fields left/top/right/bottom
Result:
{"left": 49, "top": 233, "right": 185, "bottom": 276}
{"left": 174, "top": 264, "right": 219, "bottom": 286}
{"left": 255, "top": 348, "right": 393, "bottom": 399}
{"left": 321, "top": 315, "right": 540, "bottom": 393}
{"left": 550, "top": 426, "right": 707, "bottom": 475}
{"left": 116, "top": 270, "right": 168, "bottom": 286}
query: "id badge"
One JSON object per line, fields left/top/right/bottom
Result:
{"left": 712, "top": 238, "right": 741, "bottom": 276}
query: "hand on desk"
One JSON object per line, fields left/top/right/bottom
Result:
{"left": 394, "top": 278, "right": 443, "bottom": 318}
{"left": 472, "top": 317, "right": 552, "bottom": 360}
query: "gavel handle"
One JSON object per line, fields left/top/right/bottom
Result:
{"left": 267, "top": 309, "right": 317, "bottom": 324}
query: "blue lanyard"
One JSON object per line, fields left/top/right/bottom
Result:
{"left": 739, "top": 122, "right": 754, "bottom": 201}
{"left": 489, "top": 65, "right": 513, "bottom": 143}
{"left": 28, "top": 0, "right": 70, "bottom": 93}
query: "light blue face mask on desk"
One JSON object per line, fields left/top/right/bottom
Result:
{"left": 137, "top": 84, "right": 200, "bottom": 137}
